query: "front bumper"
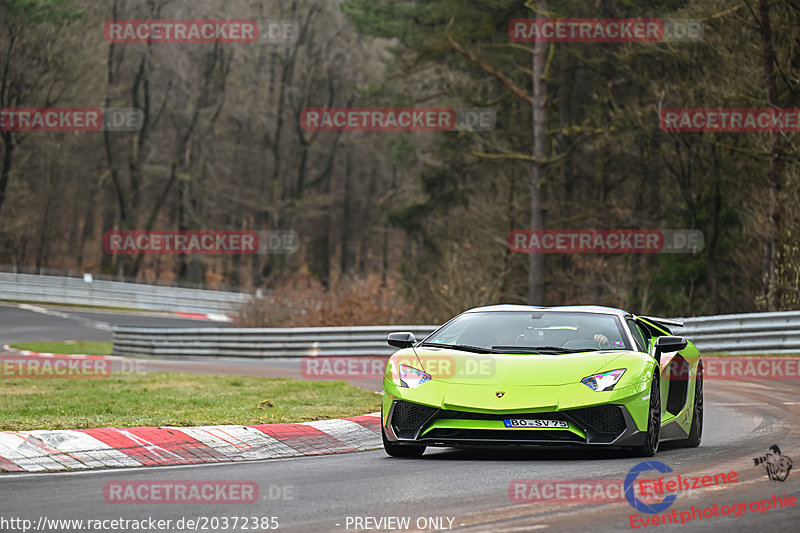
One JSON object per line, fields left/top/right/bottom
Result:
{"left": 383, "top": 400, "right": 645, "bottom": 448}
{"left": 382, "top": 377, "right": 652, "bottom": 449}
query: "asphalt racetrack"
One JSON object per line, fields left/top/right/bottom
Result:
{"left": 1, "top": 304, "right": 799, "bottom": 533}
{"left": 0, "top": 303, "right": 316, "bottom": 385}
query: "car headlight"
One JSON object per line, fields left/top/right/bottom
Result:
{"left": 396, "top": 364, "right": 431, "bottom": 389}
{"left": 581, "top": 369, "right": 626, "bottom": 391}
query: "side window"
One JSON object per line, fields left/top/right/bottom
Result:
{"left": 626, "top": 319, "right": 648, "bottom": 353}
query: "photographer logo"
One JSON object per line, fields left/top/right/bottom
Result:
{"left": 753, "top": 445, "right": 793, "bottom": 482}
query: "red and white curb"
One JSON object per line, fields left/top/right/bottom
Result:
{"left": 175, "top": 311, "right": 234, "bottom": 322}
{"left": 3, "top": 345, "right": 104, "bottom": 359}
{"left": 0, "top": 414, "right": 382, "bottom": 473}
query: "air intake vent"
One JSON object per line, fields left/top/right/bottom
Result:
{"left": 566, "top": 405, "right": 626, "bottom": 435}
{"left": 392, "top": 401, "right": 438, "bottom": 432}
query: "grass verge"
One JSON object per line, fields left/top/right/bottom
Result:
{"left": 0, "top": 372, "right": 381, "bottom": 430}
{"left": 10, "top": 341, "right": 113, "bottom": 356}
{"left": 0, "top": 299, "right": 145, "bottom": 312}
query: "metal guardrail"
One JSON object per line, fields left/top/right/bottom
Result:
{"left": 0, "top": 264, "right": 245, "bottom": 292}
{"left": 673, "top": 311, "right": 800, "bottom": 354}
{"left": 112, "top": 326, "right": 439, "bottom": 357}
{"left": 112, "top": 310, "right": 800, "bottom": 357}
{"left": 0, "top": 272, "right": 250, "bottom": 316}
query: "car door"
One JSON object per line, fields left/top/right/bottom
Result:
{"left": 635, "top": 317, "right": 695, "bottom": 422}
{"left": 628, "top": 317, "right": 668, "bottom": 422}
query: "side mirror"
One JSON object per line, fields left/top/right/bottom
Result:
{"left": 387, "top": 332, "right": 417, "bottom": 349}
{"left": 654, "top": 336, "right": 687, "bottom": 362}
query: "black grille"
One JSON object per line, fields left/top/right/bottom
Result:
{"left": 392, "top": 401, "right": 438, "bottom": 432}
{"left": 437, "top": 410, "right": 565, "bottom": 421}
{"left": 666, "top": 356, "right": 689, "bottom": 415}
{"left": 422, "top": 429, "right": 583, "bottom": 443}
{"left": 565, "top": 405, "right": 626, "bottom": 435}
{"left": 391, "top": 402, "right": 628, "bottom": 443}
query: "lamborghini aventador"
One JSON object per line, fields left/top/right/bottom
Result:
{"left": 381, "top": 305, "right": 702, "bottom": 458}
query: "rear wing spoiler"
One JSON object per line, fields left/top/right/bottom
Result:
{"left": 639, "top": 316, "right": 685, "bottom": 330}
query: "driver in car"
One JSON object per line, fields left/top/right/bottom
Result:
{"left": 493, "top": 322, "right": 617, "bottom": 349}
{"left": 592, "top": 333, "right": 627, "bottom": 349}
{"left": 594, "top": 333, "right": 611, "bottom": 347}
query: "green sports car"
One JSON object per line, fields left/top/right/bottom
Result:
{"left": 381, "top": 305, "right": 702, "bottom": 457}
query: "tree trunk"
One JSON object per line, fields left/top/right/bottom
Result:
{"left": 0, "top": 131, "right": 14, "bottom": 223}
{"left": 341, "top": 153, "right": 352, "bottom": 276}
{"left": 528, "top": 0, "right": 548, "bottom": 305}
{"left": 758, "top": 0, "right": 784, "bottom": 310}
{"left": 0, "top": 27, "right": 18, "bottom": 223}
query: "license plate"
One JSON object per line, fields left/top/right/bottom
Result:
{"left": 503, "top": 419, "right": 568, "bottom": 428}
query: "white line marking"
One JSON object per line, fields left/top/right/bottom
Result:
{"left": 16, "top": 304, "right": 112, "bottom": 331}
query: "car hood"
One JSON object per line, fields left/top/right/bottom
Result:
{"left": 409, "top": 346, "right": 632, "bottom": 386}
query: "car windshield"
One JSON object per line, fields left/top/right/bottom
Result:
{"left": 422, "top": 310, "right": 631, "bottom": 353}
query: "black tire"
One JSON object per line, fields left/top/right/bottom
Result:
{"left": 631, "top": 372, "right": 661, "bottom": 457}
{"left": 382, "top": 427, "right": 426, "bottom": 458}
{"left": 680, "top": 362, "right": 703, "bottom": 447}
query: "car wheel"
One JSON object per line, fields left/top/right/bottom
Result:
{"left": 680, "top": 362, "right": 703, "bottom": 447}
{"left": 631, "top": 372, "right": 661, "bottom": 457}
{"left": 382, "top": 426, "right": 426, "bottom": 458}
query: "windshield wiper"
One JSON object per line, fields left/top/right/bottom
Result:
{"left": 490, "top": 345, "right": 562, "bottom": 354}
{"left": 491, "top": 345, "right": 600, "bottom": 354}
{"left": 420, "top": 342, "right": 498, "bottom": 354}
